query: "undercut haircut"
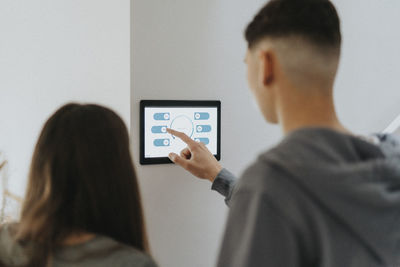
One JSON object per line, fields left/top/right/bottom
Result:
{"left": 245, "top": 0, "right": 341, "bottom": 50}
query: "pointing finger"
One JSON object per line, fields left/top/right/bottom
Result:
{"left": 166, "top": 128, "right": 197, "bottom": 148}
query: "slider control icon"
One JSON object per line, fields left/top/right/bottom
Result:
{"left": 154, "top": 113, "right": 170, "bottom": 121}
{"left": 154, "top": 139, "right": 170, "bottom": 147}
{"left": 196, "top": 125, "right": 211, "bottom": 133}
{"left": 151, "top": 126, "right": 167, "bottom": 134}
{"left": 194, "top": 112, "right": 210, "bottom": 120}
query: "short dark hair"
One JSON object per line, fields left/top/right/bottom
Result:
{"left": 245, "top": 0, "right": 341, "bottom": 49}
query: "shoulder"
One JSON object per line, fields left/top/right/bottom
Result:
{"left": 87, "top": 237, "right": 158, "bottom": 267}
{"left": 0, "top": 223, "right": 28, "bottom": 265}
{"left": 232, "top": 141, "right": 318, "bottom": 224}
{"left": 234, "top": 137, "right": 302, "bottom": 196}
{"left": 234, "top": 156, "right": 295, "bottom": 206}
{"left": 0, "top": 222, "right": 20, "bottom": 248}
{"left": 112, "top": 247, "right": 158, "bottom": 267}
{"left": 230, "top": 148, "right": 319, "bottom": 249}
{"left": 236, "top": 127, "right": 365, "bottom": 194}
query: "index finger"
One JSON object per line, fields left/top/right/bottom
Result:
{"left": 166, "top": 128, "right": 197, "bottom": 147}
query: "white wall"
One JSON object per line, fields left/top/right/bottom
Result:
{"left": 131, "top": 1, "right": 279, "bottom": 266}
{"left": 0, "top": 0, "right": 130, "bottom": 201}
{"left": 132, "top": 1, "right": 400, "bottom": 267}
{"left": 333, "top": 0, "right": 400, "bottom": 133}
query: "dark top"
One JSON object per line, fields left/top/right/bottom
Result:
{"left": 212, "top": 127, "right": 400, "bottom": 267}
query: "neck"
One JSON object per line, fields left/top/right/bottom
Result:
{"left": 277, "top": 88, "right": 350, "bottom": 135}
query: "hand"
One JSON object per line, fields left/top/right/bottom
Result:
{"left": 166, "top": 128, "right": 223, "bottom": 182}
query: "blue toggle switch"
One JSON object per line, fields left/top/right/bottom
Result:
{"left": 194, "top": 137, "right": 210, "bottom": 145}
{"left": 196, "top": 125, "right": 211, "bottom": 133}
{"left": 154, "top": 112, "right": 170, "bottom": 121}
{"left": 194, "top": 112, "right": 210, "bottom": 120}
{"left": 151, "top": 125, "right": 167, "bottom": 134}
{"left": 154, "top": 138, "right": 170, "bottom": 147}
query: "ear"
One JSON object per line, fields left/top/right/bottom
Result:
{"left": 259, "top": 50, "right": 274, "bottom": 86}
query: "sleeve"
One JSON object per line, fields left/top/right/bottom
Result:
{"left": 216, "top": 191, "right": 303, "bottom": 267}
{"left": 211, "top": 168, "right": 237, "bottom": 206}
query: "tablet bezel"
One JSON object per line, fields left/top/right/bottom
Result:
{"left": 140, "top": 100, "right": 221, "bottom": 165}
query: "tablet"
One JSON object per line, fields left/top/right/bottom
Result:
{"left": 140, "top": 100, "right": 221, "bottom": 165}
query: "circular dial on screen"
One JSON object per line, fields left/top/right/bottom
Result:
{"left": 169, "top": 115, "right": 194, "bottom": 138}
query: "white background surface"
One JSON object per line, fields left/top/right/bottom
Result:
{"left": 0, "top": 0, "right": 130, "bottom": 198}
{"left": 132, "top": 1, "right": 400, "bottom": 267}
{"left": 0, "top": 0, "right": 400, "bottom": 267}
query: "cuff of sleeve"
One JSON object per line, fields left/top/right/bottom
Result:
{"left": 211, "top": 168, "right": 236, "bottom": 198}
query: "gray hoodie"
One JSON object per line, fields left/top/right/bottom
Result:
{"left": 212, "top": 127, "right": 400, "bottom": 267}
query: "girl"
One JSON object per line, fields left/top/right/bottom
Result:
{"left": 0, "top": 103, "right": 157, "bottom": 267}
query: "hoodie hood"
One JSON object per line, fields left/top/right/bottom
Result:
{"left": 260, "top": 127, "right": 400, "bottom": 264}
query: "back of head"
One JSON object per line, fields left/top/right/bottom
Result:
{"left": 245, "top": 0, "right": 342, "bottom": 88}
{"left": 16, "top": 103, "right": 148, "bottom": 265}
{"left": 245, "top": 0, "right": 341, "bottom": 50}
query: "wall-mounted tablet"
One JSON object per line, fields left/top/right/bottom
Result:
{"left": 140, "top": 100, "right": 221, "bottom": 165}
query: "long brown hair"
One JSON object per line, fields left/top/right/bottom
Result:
{"left": 15, "top": 103, "right": 149, "bottom": 266}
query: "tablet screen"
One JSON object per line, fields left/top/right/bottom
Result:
{"left": 140, "top": 100, "right": 221, "bottom": 164}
